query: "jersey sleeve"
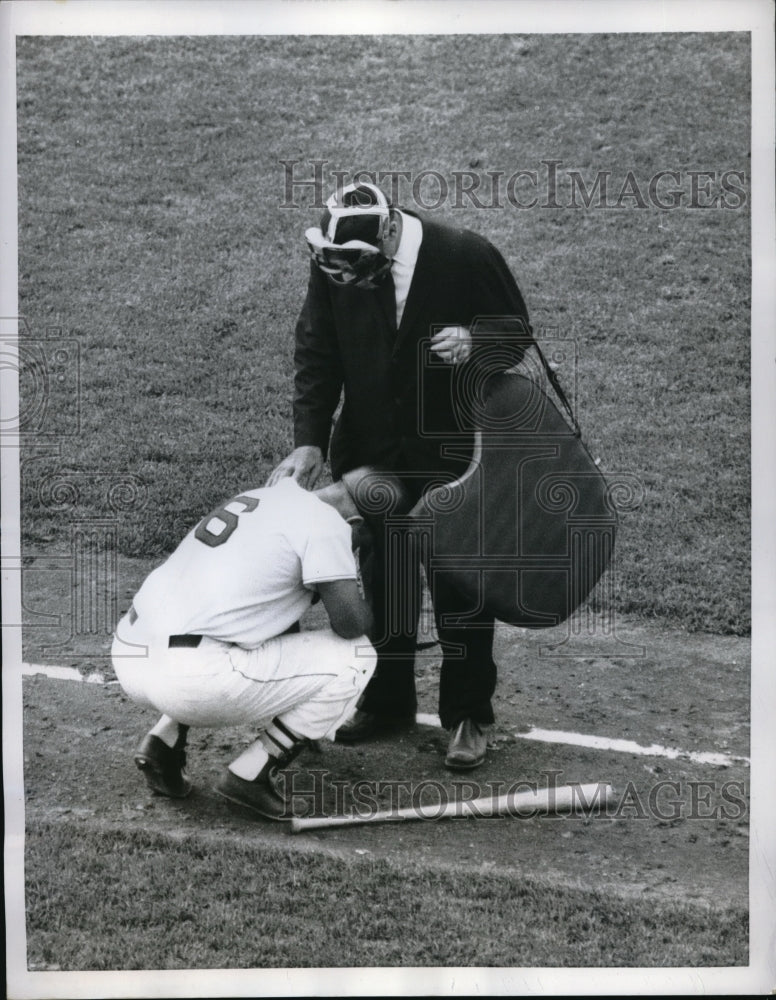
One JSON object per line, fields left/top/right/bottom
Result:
{"left": 299, "top": 515, "right": 358, "bottom": 587}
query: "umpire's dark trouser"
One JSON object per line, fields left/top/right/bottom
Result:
{"left": 357, "top": 511, "right": 497, "bottom": 730}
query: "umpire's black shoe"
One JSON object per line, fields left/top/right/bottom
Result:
{"left": 445, "top": 719, "right": 488, "bottom": 771}
{"left": 214, "top": 768, "right": 292, "bottom": 822}
{"left": 335, "top": 709, "right": 416, "bottom": 743}
{"left": 134, "top": 734, "right": 192, "bottom": 798}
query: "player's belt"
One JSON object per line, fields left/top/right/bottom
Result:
{"left": 127, "top": 604, "right": 202, "bottom": 648}
{"left": 168, "top": 634, "right": 202, "bottom": 648}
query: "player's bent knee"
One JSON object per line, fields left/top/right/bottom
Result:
{"left": 356, "top": 634, "right": 377, "bottom": 667}
{"left": 337, "top": 632, "right": 376, "bottom": 674}
{"left": 353, "top": 635, "right": 377, "bottom": 687}
{"left": 322, "top": 628, "right": 375, "bottom": 658}
{"left": 324, "top": 631, "right": 376, "bottom": 688}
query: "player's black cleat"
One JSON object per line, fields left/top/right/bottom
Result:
{"left": 134, "top": 734, "right": 192, "bottom": 799}
{"left": 214, "top": 768, "right": 292, "bottom": 822}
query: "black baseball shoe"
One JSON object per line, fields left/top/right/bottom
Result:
{"left": 134, "top": 734, "right": 192, "bottom": 799}
{"left": 214, "top": 768, "right": 292, "bottom": 822}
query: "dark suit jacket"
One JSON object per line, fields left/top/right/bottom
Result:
{"left": 293, "top": 211, "right": 533, "bottom": 489}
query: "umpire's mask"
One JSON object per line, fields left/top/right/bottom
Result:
{"left": 305, "top": 183, "right": 393, "bottom": 289}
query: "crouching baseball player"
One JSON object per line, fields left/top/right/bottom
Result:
{"left": 111, "top": 475, "right": 376, "bottom": 821}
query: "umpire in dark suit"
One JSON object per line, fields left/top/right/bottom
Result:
{"left": 268, "top": 182, "right": 533, "bottom": 769}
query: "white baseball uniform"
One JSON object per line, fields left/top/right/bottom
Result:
{"left": 111, "top": 479, "right": 376, "bottom": 739}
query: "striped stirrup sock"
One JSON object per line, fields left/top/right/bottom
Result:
{"left": 260, "top": 717, "right": 306, "bottom": 763}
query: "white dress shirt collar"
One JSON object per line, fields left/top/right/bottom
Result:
{"left": 390, "top": 211, "right": 423, "bottom": 326}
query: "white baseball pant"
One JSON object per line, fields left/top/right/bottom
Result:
{"left": 111, "top": 612, "right": 376, "bottom": 740}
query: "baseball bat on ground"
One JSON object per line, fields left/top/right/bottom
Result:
{"left": 289, "top": 782, "right": 614, "bottom": 833}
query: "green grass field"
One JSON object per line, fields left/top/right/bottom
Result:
{"left": 26, "top": 821, "right": 747, "bottom": 969}
{"left": 17, "top": 33, "right": 750, "bottom": 633}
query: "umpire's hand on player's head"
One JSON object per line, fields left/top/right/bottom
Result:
{"left": 266, "top": 445, "right": 324, "bottom": 490}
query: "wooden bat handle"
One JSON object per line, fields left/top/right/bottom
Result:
{"left": 290, "top": 782, "right": 613, "bottom": 833}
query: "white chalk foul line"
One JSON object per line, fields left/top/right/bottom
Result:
{"left": 516, "top": 726, "right": 749, "bottom": 769}
{"left": 23, "top": 667, "right": 748, "bottom": 768}
{"left": 416, "top": 713, "right": 749, "bottom": 768}
{"left": 23, "top": 663, "right": 108, "bottom": 684}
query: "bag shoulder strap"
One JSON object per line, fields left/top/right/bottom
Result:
{"left": 530, "top": 336, "right": 582, "bottom": 438}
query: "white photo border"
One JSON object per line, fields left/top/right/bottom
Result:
{"left": 2, "top": 1, "right": 774, "bottom": 997}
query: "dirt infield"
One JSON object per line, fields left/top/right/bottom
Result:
{"left": 22, "top": 615, "right": 750, "bottom": 911}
